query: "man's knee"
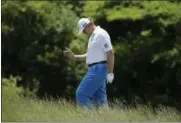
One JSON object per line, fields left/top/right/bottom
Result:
{"left": 76, "top": 88, "right": 85, "bottom": 100}
{"left": 76, "top": 88, "right": 91, "bottom": 108}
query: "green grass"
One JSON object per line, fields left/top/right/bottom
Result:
{"left": 2, "top": 86, "right": 181, "bottom": 122}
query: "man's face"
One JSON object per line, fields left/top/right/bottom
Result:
{"left": 83, "top": 23, "right": 93, "bottom": 35}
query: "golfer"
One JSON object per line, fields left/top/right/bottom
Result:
{"left": 63, "top": 18, "right": 114, "bottom": 109}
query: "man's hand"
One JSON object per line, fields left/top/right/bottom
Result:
{"left": 63, "top": 47, "right": 75, "bottom": 60}
{"left": 63, "top": 47, "right": 86, "bottom": 61}
{"left": 107, "top": 73, "right": 114, "bottom": 84}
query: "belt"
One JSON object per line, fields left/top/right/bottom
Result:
{"left": 88, "top": 60, "right": 107, "bottom": 67}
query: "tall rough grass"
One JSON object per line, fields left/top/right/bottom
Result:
{"left": 2, "top": 86, "right": 181, "bottom": 122}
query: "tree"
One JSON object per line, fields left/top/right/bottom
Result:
{"left": 2, "top": 1, "right": 82, "bottom": 99}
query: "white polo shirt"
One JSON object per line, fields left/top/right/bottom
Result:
{"left": 86, "top": 26, "right": 113, "bottom": 65}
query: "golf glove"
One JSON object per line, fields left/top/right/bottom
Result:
{"left": 107, "top": 73, "right": 114, "bottom": 84}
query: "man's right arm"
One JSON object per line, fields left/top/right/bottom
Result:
{"left": 74, "top": 53, "right": 87, "bottom": 61}
{"left": 63, "top": 47, "right": 86, "bottom": 61}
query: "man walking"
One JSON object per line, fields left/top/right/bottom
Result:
{"left": 63, "top": 18, "right": 114, "bottom": 109}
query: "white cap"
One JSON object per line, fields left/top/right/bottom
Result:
{"left": 77, "top": 18, "right": 91, "bottom": 35}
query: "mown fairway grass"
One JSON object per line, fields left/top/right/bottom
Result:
{"left": 2, "top": 86, "right": 181, "bottom": 122}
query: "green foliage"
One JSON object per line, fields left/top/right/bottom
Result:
{"left": 2, "top": 75, "right": 21, "bottom": 87}
{"left": 83, "top": 1, "right": 181, "bottom": 24}
{"left": 82, "top": 1, "right": 105, "bottom": 19}
{"left": 2, "top": 76, "right": 24, "bottom": 98}
{"left": 2, "top": 1, "right": 83, "bottom": 98}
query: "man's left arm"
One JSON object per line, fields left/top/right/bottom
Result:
{"left": 99, "top": 34, "right": 115, "bottom": 83}
{"left": 107, "top": 49, "right": 114, "bottom": 73}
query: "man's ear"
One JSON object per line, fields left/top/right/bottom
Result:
{"left": 91, "top": 22, "right": 95, "bottom": 25}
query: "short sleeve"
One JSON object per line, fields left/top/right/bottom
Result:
{"left": 98, "top": 33, "right": 113, "bottom": 52}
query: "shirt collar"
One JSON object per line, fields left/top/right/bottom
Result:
{"left": 92, "top": 26, "right": 100, "bottom": 35}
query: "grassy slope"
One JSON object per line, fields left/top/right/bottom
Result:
{"left": 2, "top": 86, "right": 181, "bottom": 122}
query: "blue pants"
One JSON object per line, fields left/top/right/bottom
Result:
{"left": 76, "top": 63, "right": 108, "bottom": 109}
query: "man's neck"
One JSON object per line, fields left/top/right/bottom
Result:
{"left": 89, "top": 25, "right": 96, "bottom": 36}
{"left": 92, "top": 25, "right": 96, "bottom": 32}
